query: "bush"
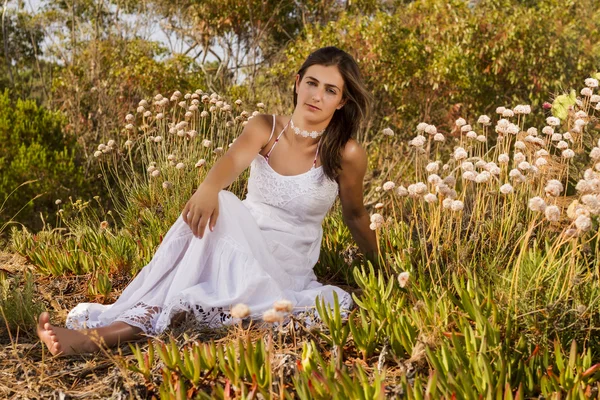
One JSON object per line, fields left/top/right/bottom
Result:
{"left": 0, "top": 90, "right": 93, "bottom": 233}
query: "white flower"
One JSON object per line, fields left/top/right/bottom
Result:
{"left": 370, "top": 213, "right": 384, "bottom": 224}
{"left": 425, "top": 125, "right": 437, "bottom": 135}
{"left": 545, "top": 179, "right": 563, "bottom": 197}
{"left": 151, "top": 169, "right": 161, "bottom": 178}
{"left": 502, "top": 109, "right": 514, "bottom": 118}
{"left": 200, "top": 111, "right": 209, "bottom": 118}
{"left": 408, "top": 182, "right": 428, "bottom": 197}
{"left": 433, "top": 133, "right": 445, "bottom": 142}
{"left": 94, "top": 150, "right": 102, "bottom": 157}
{"left": 168, "top": 154, "right": 177, "bottom": 161}
{"left": 590, "top": 147, "right": 600, "bottom": 160}
{"left": 383, "top": 181, "right": 396, "bottom": 191}
{"left": 477, "top": 115, "right": 491, "bottom": 125}
{"left": 498, "top": 153, "right": 510, "bottom": 163}
{"left": 585, "top": 78, "right": 599, "bottom": 88}
{"left": 176, "top": 162, "right": 185, "bottom": 170}
{"left": 450, "top": 200, "right": 464, "bottom": 211}
{"left": 125, "top": 123, "right": 134, "bottom": 131}
{"left": 535, "top": 157, "right": 548, "bottom": 167}
{"left": 409, "top": 135, "right": 427, "bottom": 147}
{"left": 509, "top": 169, "right": 523, "bottom": 180}
{"left": 562, "top": 149, "right": 575, "bottom": 159}
{"left": 461, "top": 161, "right": 474, "bottom": 172}
{"left": 262, "top": 309, "right": 284, "bottom": 323}
{"left": 214, "top": 147, "right": 224, "bottom": 154}
{"left": 536, "top": 149, "right": 549, "bottom": 157}
{"left": 397, "top": 271, "right": 410, "bottom": 288}
{"left": 154, "top": 136, "right": 163, "bottom": 143}
{"left": 143, "top": 110, "right": 152, "bottom": 118}
{"left": 514, "top": 152, "right": 526, "bottom": 164}
{"left": 528, "top": 196, "right": 546, "bottom": 212}
{"left": 460, "top": 124, "right": 472, "bottom": 133}
{"left": 156, "top": 112, "right": 164, "bottom": 120}
{"left": 273, "top": 300, "right": 294, "bottom": 313}
{"left": 382, "top": 128, "right": 395, "bottom": 136}
{"left": 527, "top": 127, "right": 538, "bottom": 136}
{"left": 574, "top": 118, "right": 586, "bottom": 128}
{"left": 454, "top": 147, "right": 468, "bottom": 161}
{"left": 499, "top": 183, "right": 513, "bottom": 194}
{"left": 545, "top": 205, "right": 560, "bottom": 222}
{"left": 195, "top": 159, "right": 206, "bottom": 168}
{"left": 231, "top": 303, "right": 251, "bottom": 319}
{"left": 428, "top": 174, "right": 441, "bottom": 185}
{"left": 456, "top": 118, "right": 467, "bottom": 127}
{"left": 424, "top": 193, "right": 438, "bottom": 203}
{"left": 139, "top": 99, "right": 149, "bottom": 107}
{"left": 162, "top": 181, "right": 173, "bottom": 190}
{"left": 476, "top": 135, "right": 487, "bottom": 143}
{"left": 125, "top": 113, "right": 134, "bottom": 122}
{"left": 466, "top": 131, "right": 477, "bottom": 139}
{"left": 374, "top": 202, "right": 384, "bottom": 209}
{"left": 462, "top": 171, "right": 477, "bottom": 181}
{"left": 546, "top": 116, "right": 560, "bottom": 126}
{"left": 506, "top": 124, "right": 519, "bottom": 135}
{"left": 575, "top": 215, "right": 592, "bottom": 232}
{"left": 256, "top": 102, "right": 265, "bottom": 109}
{"left": 514, "top": 140, "right": 526, "bottom": 150}
{"left": 235, "top": 99, "right": 243, "bottom": 106}
{"left": 442, "top": 198, "right": 453, "bottom": 209}
{"left": 475, "top": 171, "right": 491, "bottom": 183}
{"left": 426, "top": 162, "right": 439, "bottom": 173}
{"left": 496, "top": 106, "right": 506, "bottom": 114}
{"left": 416, "top": 122, "right": 428, "bottom": 132}
{"left": 202, "top": 139, "right": 212, "bottom": 147}
{"left": 581, "top": 87, "right": 593, "bottom": 97}
{"left": 582, "top": 195, "right": 600, "bottom": 214}
{"left": 397, "top": 186, "right": 408, "bottom": 196}
{"left": 563, "top": 132, "right": 573, "bottom": 141}
{"left": 556, "top": 140, "right": 569, "bottom": 150}
{"left": 551, "top": 133, "right": 562, "bottom": 142}
{"left": 475, "top": 160, "right": 486, "bottom": 169}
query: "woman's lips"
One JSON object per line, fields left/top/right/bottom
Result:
{"left": 306, "top": 104, "right": 320, "bottom": 111}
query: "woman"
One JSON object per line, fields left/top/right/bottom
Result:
{"left": 37, "top": 46, "right": 378, "bottom": 355}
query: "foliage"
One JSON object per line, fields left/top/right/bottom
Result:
{"left": 266, "top": 0, "right": 600, "bottom": 139}
{"left": 0, "top": 90, "right": 91, "bottom": 233}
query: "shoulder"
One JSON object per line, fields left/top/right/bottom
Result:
{"left": 340, "top": 138, "right": 367, "bottom": 170}
{"left": 242, "top": 114, "right": 276, "bottom": 147}
{"left": 245, "top": 113, "right": 275, "bottom": 132}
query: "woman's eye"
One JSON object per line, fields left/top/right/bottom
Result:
{"left": 328, "top": 89, "right": 336, "bottom": 94}
{"left": 307, "top": 81, "right": 316, "bottom": 86}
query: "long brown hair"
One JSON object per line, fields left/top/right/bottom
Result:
{"left": 293, "top": 47, "right": 373, "bottom": 180}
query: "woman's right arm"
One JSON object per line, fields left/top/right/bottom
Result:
{"left": 182, "top": 114, "right": 273, "bottom": 238}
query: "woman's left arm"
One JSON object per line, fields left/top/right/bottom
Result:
{"left": 337, "top": 139, "right": 379, "bottom": 261}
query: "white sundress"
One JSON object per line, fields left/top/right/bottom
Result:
{"left": 66, "top": 114, "right": 353, "bottom": 335}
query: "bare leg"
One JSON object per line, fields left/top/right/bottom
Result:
{"left": 37, "top": 312, "right": 143, "bottom": 356}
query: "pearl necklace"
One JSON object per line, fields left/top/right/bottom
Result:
{"left": 290, "top": 118, "right": 325, "bottom": 139}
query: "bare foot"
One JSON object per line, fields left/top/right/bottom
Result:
{"left": 36, "top": 312, "right": 99, "bottom": 356}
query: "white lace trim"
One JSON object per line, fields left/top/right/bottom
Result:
{"left": 66, "top": 292, "right": 354, "bottom": 335}
{"left": 248, "top": 156, "right": 338, "bottom": 209}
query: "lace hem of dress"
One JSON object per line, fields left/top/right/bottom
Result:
{"left": 66, "top": 291, "right": 354, "bottom": 336}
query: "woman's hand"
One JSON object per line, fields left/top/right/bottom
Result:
{"left": 182, "top": 183, "right": 220, "bottom": 238}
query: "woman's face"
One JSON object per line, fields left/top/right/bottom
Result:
{"left": 295, "top": 64, "right": 346, "bottom": 121}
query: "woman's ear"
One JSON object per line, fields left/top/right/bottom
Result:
{"left": 295, "top": 74, "right": 300, "bottom": 93}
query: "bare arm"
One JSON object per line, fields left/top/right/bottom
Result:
{"left": 183, "top": 114, "right": 273, "bottom": 238}
{"left": 337, "top": 139, "right": 379, "bottom": 263}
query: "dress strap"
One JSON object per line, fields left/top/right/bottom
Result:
{"left": 312, "top": 137, "right": 322, "bottom": 168}
{"left": 265, "top": 119, "right": 289, "bottom": 162}
{"left": 261, "top": 114, "right": 276, "bottom": 151}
